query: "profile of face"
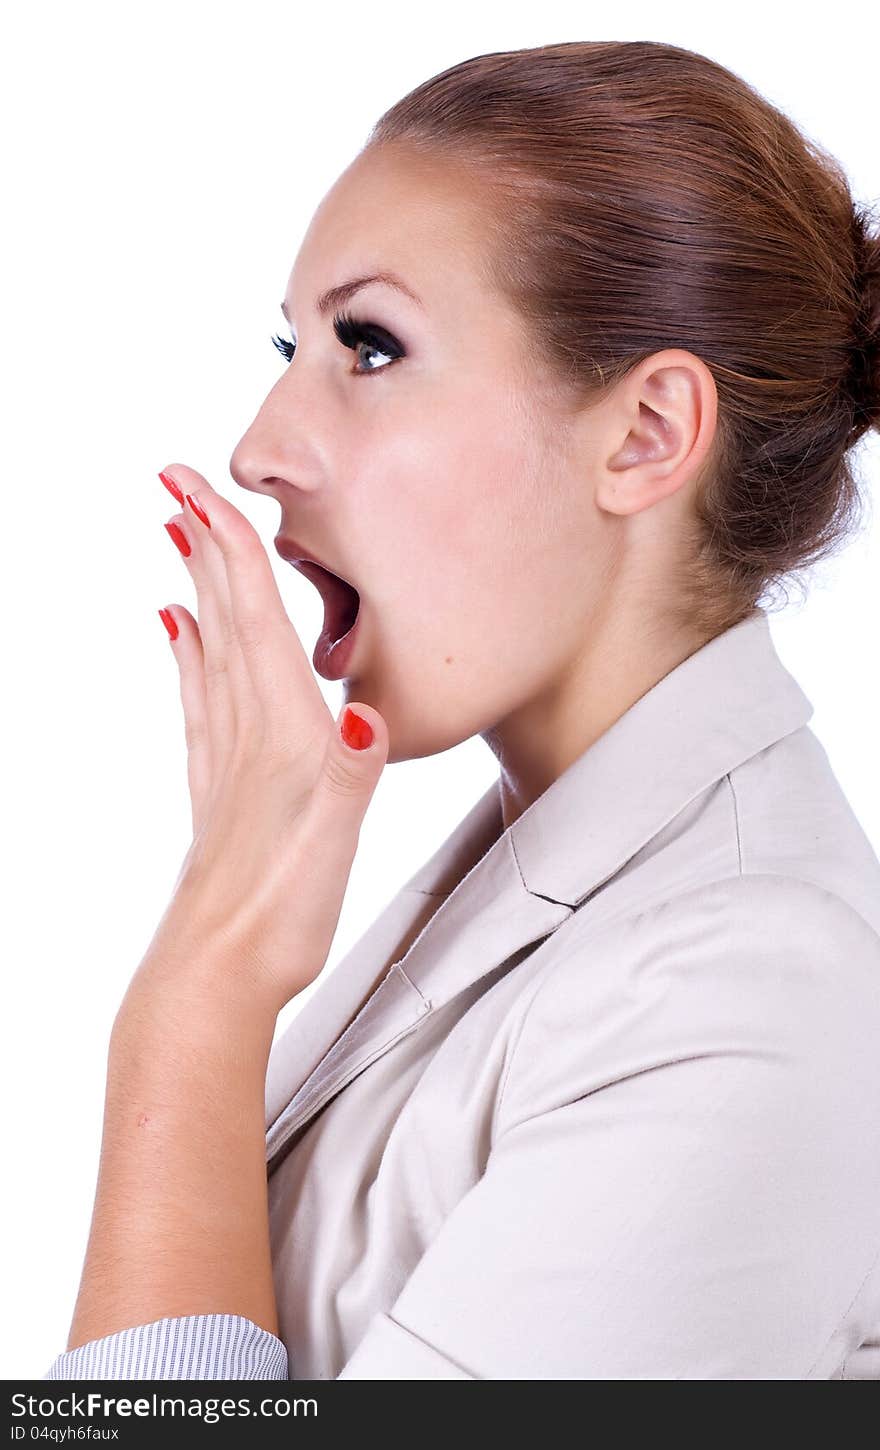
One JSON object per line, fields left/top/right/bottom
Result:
{"left": 229, "top": 142, "right": 715, "bottom": 770}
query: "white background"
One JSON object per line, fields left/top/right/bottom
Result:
{"left": 1, "top": 0, "right": 877, "bottom": 1380}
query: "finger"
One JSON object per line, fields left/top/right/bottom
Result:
{"left": 163, "top": 505, "right": 245, "bottom": 774}
{"left": 158, "top": 602, "right": 212, "bottom": 834}
{"left": 161, "top": 466, "right": 248, "bottom": 703}
{"left": 163, "top": 468, "right": 266, "bottom": 770}
{"left": 165, "top": 465, "right": 326, "bottom": 737}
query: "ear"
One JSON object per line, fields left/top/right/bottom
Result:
{"left": 596, "top": 349, "right": 718, "bottom": 516}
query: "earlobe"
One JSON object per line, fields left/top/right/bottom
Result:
{"left": 596, "top": 463, "right": 682, "bottom": 517}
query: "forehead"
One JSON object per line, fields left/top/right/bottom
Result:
{"left": 283, "top": 144, "right": 503, "bottom": 324}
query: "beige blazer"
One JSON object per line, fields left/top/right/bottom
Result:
{"left": 263, "top": 608, "right": 880, "bottom": 1380}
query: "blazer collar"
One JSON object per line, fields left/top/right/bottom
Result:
{"left": 265, "top": 607, "right": 813, "bottom": 1165}
{"left": 509, "top": 605, "right": 812, "bottom": 905}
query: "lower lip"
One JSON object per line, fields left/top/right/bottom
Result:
{"left": 313, "top": 608, "right": 362, "bottom": 681}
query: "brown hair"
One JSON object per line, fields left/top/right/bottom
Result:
{"left": 364, "top": 40, "right": 880, "bottom": 636}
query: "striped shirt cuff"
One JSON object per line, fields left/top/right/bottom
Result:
{"left": 44, "top": 1314, "right": 290, "bottom": 1380}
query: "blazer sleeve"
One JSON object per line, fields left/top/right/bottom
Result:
{"left": 44, "top": 1315, "right": 289, "bottom": 1379}
{"left": 338, "top": 875, "right": 880, "bottom": 1380}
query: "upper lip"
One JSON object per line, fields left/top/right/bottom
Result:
{"left": 273, "top": 534, "right": 359, "bottom": 595}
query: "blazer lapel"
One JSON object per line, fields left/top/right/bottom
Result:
{"left": 264, "top": 878, "right": 452, "bottom": 1132}
{"left": 265, "top": 782, "right": 572, "bottom": 1169}
{"left": 265, "top": 607, "right": 814, "bottom": 1167}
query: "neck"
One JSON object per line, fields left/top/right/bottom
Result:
{"left": 482, "top": 605, "right": 716, "bottom": 833}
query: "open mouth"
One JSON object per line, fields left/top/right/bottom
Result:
{"left": 273, "top": 534, "right": 363, "bottom": 678}
{"left": 291, "top": 558, "right": 361, "bottom": 648}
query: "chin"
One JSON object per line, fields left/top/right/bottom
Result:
{"left": 354, "top": 700, "right": 465, "bottom": 764}
{"left": 391, "top": 715, "right": 483, "bottom": 764}
{"left": 341, "top": 662, "right": 483, "bottom": 763}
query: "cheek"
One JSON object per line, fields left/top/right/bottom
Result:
{"left": 351, "top": 389, "right": 562, "bottom": 649}
{"left": 403, "top": 397, "right": 541, "bottom": 554}
{"left": 350, "top": 393, "right": 519, "bottom": 577}
{"left": 419, "top": 441, "right": 538, "bottom": 629}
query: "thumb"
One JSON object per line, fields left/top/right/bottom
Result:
{"left": 313, "top": 702, "right": 389, "bottom": 817}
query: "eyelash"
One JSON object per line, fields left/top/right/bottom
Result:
{"left": 270, "top": 309, "right": 405, "bottom": 375}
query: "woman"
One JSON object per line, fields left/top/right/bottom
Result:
{"left": 47, "top": 39, "right": 880, "bottom": 1380}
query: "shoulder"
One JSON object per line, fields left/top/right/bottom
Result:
{"left": 728, "top": 724, "right": 880, "bottom": 935}
{"left": 494, "top": 873, "right": 880, "bottom": 1137}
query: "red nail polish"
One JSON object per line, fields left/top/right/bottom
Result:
{"left": 158, "top": 607, "right": 179, "bottom": 640}
{"left": 159, "top": 470, "right": 185, "bottom": 506}
{"left": 341, "top": 707, "right": 373, "bottom": 750}
{"left": 164, "top": 520, "right": 192, "bottom": 557}
{"left": 185, "top": 493, "right": 211, "bottom": 528}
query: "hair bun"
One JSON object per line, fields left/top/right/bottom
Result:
{"left": 847, "top": 208, "right": 880, "bottom": 430}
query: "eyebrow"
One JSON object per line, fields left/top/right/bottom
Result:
{"left": 280, "top": 272, "right": 423, "bottom": 324}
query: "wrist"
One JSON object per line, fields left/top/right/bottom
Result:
{"left": 112, "top": 956, "right": 279, "bottom": 1065}
{"left": 120, "top": 929, "right": 284, "bottom": 1025}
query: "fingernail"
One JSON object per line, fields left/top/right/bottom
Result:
{"left": 185, "top": 493, "right": 211, "bottom": 529}
{"left": 158, "top": 607, "right": 179, "bottom": 640}
{"left": 159, "top": 470, "right": 185, "bottom": 506}
{"left": 341, "top": 707, "right": 373, "bottom": 750}
{"left": 164, "top": 520, "right": 192, "bottom": 557}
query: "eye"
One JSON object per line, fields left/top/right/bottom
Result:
{"left": 332, "top": 309, "right": 405, "bottom": 374}
{"left": 271, "top": 332, "right": 295, "bottom": 362}
{"left": 270, "top": 309, "right": 405, "bottom": 376}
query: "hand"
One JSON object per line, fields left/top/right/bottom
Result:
{"left": 130, "top": 462, "right": 389, "bottom": 1020}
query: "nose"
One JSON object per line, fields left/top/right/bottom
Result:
{"left": 228, "top": 411, "right": 289, "bottom": 501}
{"left": 228, "top": 428, "right": 270, "bottom": 499}
{"left": 228, "top": 393, "right": 316, "bottom": 503}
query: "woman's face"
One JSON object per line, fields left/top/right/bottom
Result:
{"left": 229, "top": 143, "right": 601, "bottom": 764}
